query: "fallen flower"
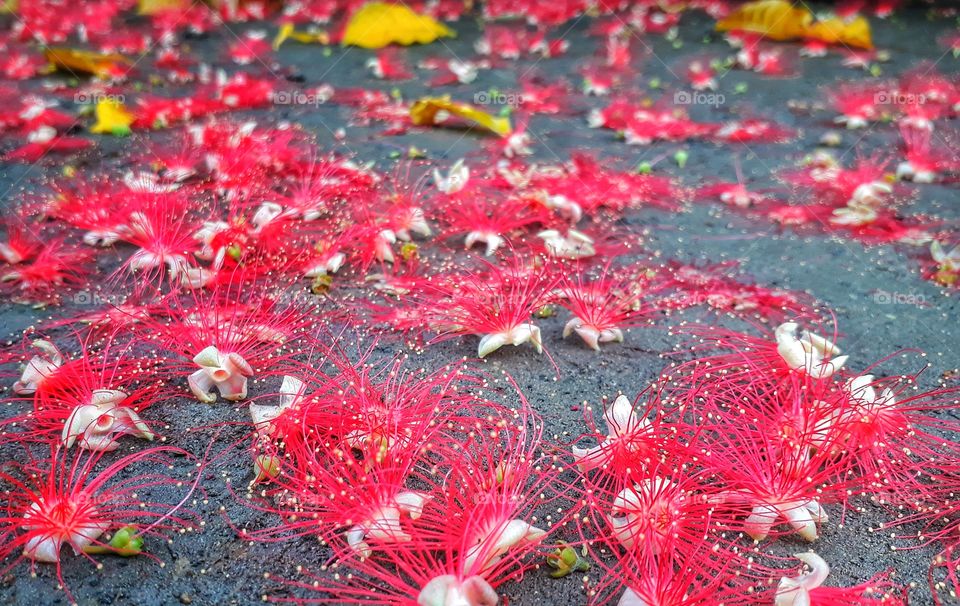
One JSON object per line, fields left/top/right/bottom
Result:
{"left": 572, "top": 394, "right": 652, "bottom": 472}
{"left": 61, "top": 388, "right": 154, "bottom": 451}
{"left": 189, "top": 345, "right": 254, "bottom": 403}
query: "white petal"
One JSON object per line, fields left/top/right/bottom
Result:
{"left": 574, "top": 325, "right": 601, "bottom": 351}
{"left": 192, "top": 345, "right": 223, "bottom": 368}
{"left": 777, "top": 340, "right": 808, "bottom": 370}
{"left": 793, "top": 551, "right": 830, "bottom": 589}
{"left": 24, "top": 535, "right": 63, "bottom": 563}
{"left": 617, "top": 588, "right": 649, "bottom": 606}
{"left": 562, "top": 317, "right": 581, "bottom": 339}
{"left": 478, "top": 333, "right": 508, "bottom": 358}
{"left": 781, "top": 502, "right": 819, "bottom": 541}
{"left": 418, "top": 575, "right": 498, "bottom": 606}
{"left": 605, "top": 395, "right": 636, "bottom": 438}
{"left": 599, "top": 328, "right": 624, "bottom": 344}
{"left": 807, "top": 355, "right": 848, "bottom": 379}
{"left": 744, "top": 503, "right": 779, "bottom": 541}
{"left": 278, "top": 375, "right": 305, "bottom": 408}
{"left": 62, "top": 405, "right": 102, "bottom": 448}
{"left": 89, "top": 389, "right": 127, "bottom": 407}
{"left": 803, "top": 331, "right": 840, "bottom": 357}
{"left": 346, "top": 525, "right": 371, "bottom": 558}
{"left": 116, "top": 408, "right": 154, "bottom": 441}
{"left": 509, "top": 324, "right": 542, "bottom": 353}
{"left": 188, "top": 369, "right": 217, "bottom": 403}
{"left": 395, "top": 491, "right": 430, "bottom": 519}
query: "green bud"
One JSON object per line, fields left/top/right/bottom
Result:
{"left": 546, "top": 545, "right": 590, "bottom": 578}
{"left": 255, "top": 454, "right": 281, "bottom": 482}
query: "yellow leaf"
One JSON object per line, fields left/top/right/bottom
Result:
{"left": 137, "top": 0, "right": 186, "bottom": 14}
{"left": 716, "top": 0, "right": 873, "bottom": 50}
{"left": 90, "top": 99, "right": 134, "bottom": 136}
{"left": 805, "top": 15, "right": 873, "bottom": 50}
{"left": 45, "top": 47, "right": 133, "bottom": 80}
{"left": 410, "top": 96, "right": 511, "bottom": 137}
{"left": 341, "top": 2, "right": 454, "bottom": 49}
{"left": 273, "top": 23, "right": 330, "bottom": 50}
{"left": 715, "top": 0, "right": 811, "bottom": 41}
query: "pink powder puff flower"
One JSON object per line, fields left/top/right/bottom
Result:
{"left": 428, "top": 256, "right": 556, "bottom": 358}
{"left": 681, "top": 56, "right": 719, "bottom": 91}
{"left": 828, "top": 82, "right": 887, "bottom": 129}
{"left": 0, "top": 238, "right": 91, "bottom": 305}
{"left": 572, "top": 394, "right": 653, "bottom": 472}
{"left": 145, "top": 281, "right": 311, "bottom": 403}
{"left": 556, "top": 264, "right": 657, "bottom": 351}
{"left": 897, "top": 124, "right": 960, "bottom": 183}
{"left": 440, "top": 193, "right": 539, "bottom": 257}
{"left": 267, "top": 395, "right": 568, "bottom": 605}
{"left": 0, "top": 442, "right": 198, "bottom": 603}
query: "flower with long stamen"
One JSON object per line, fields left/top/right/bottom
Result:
{"left": 0, "top": 443, "right": 197, "bottom": 602}
{"left": 61, "top": 388, "right": 153, "bottom": 451}
{"left": 143, "top": 279, "right": 312, "bottom": 403}
{"left": 557, "top": 264, "right": 657, "bottom": 351}
{"left": 687, "top": 377, "right": 855, "bottom": 542}
{"left": 9, "top": 333, "right": 160, "bottom": 451}
{"left": 572, "top": 394, "right": 654, "bottom": 472}
{"left": 415, "top": 255, "right": 557, "bottom": 359}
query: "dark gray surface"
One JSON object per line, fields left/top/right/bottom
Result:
{"left": 1, "top": 6, "right": 959, "bottom": 606}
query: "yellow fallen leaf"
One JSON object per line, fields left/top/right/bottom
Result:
{"left": 273, "top": 23, "right": 330, "bottom": 50}
{"left": 341, "top": 2, "right": 454, "bottom": 49}
{"left": 90, "top": 99, "right": 134, "bottom": 136}
{"left": 2, "top": 0, "right": 18, "bottom": 14}
{"left": 805, "top": 15, "right": 873, "bottom": 50}
{"left": 45, "top": 47, "right": 133, "bottom": 80}
{"left": 715, "top": 0, "right": 811, "bottom": 40}
{"left": 716, "top": 0, "right": 873, "bottom": 50}
{"left": 137, "top": 0, "right": 186, "bottom": 14}
{"left": 410, "top": 96, "right": 511, "bottom": 137}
